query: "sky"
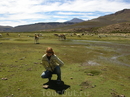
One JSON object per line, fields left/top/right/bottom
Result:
{"left": 0, "top": 0, "right": 130, "bottom": 27}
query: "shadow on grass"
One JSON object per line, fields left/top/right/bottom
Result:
{"left": 43, "top": 80, "right": 70, "bottom": 95}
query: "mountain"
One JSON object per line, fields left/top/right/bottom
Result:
{"left": 11, "top": 18, "right": 84, "bottom": 32}
{"left": 90, "top": 9, "right": 130, "bottom": 25}
{"left": 66, "top": 9, "right": 130, "bottom": 28}
{"left": 55, "top": 9, "right": 130, "bottom": 32}
{"left": 0, "top": 9, "right": 130, "bottom": 32}
{"left": 0, "top": 26, "right": 13, "bottom": 32}
{"left": 11, "top": 22, "right": 75, "bottom": 32}
{"left": 9, "top": 18, "right": 84, "bottom": 32}
{"left": 0, "top": 18, "right": 82, "bottom": 32}
{"left": 65, "top": 18, "right": 85, "bottom": 23}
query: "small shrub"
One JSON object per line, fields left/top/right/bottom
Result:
{"left": 90, "top": 70, "right": 101, "bottom": 75}
{"left": 85, "top": 70, "right": 101, "bottom": 76}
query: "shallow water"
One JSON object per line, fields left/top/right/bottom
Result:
{"left": 71, "top": 39, "right": 130, "bottom": 67}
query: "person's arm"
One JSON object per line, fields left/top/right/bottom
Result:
{"left": 42, "top": 58, "right": 47, "bottom": 69}
{"left": 55, "top": 55, "right": 64, "bottom": 67}
{"left": 42, "top": 55, "right": 53, "bottom": 71}
{"left": 42, "top": 54, "right": 49, "bottom": 69}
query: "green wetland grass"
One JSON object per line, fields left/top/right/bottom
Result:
{"left": 0, "top": 32, "right": 130, "bottom": 97}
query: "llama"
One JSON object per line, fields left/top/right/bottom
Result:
{"left": 34, "top": 34, "right": 39, "bottom": 44}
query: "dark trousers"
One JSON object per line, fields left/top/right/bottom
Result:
{"left": 41, "top": 66, "right": 61, "bottom": 81}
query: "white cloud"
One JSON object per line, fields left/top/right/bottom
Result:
{"left": 0, "top": 0, "right": 130, "bottom": 26}
{"left": 0, "top": 0, "right": 47, "bottom": 15}
{"left": 54, "top": 0, "right": 130, "bottom": 12}
{"left": 55, "top": 19, "right": 68, "bottom": 22}
{"left": 57, "top": 12, "right": 87, "bottom": 15}
{"left": 0, "top": 20, "right": 29, "bottom": 27}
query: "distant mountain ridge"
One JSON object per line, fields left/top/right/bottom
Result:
{"left": 0, "top": 9, "right": 130, "bottom": 32}
{"left": 66, "top": 18, "right": 85, "bottom": 23}
{"left": 0, "top": 26, "right": 13, "bottom": 32}
{"left": 91, "top": 9, "right": 130, "bottom": 23}
{"left": 57, "top": 9, "right": 130, "bottom": 32}
{"left": 72, "top": 9, "right": 130, "bottom": 28}
{"left": 11, "top": 22, "right": 76, "bottom": 32}
{"left": 0, "top": 18, "right": 84, "bottom": 32}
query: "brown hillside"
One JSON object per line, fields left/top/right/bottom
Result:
{"left": 55, "top": 9, "right": 130, "bottom": 33}
{"left": 97, "top": 22, "right": 130, "bottom": 33}
{"left": 69, "top": 9, "right": 130, "bottom": 29}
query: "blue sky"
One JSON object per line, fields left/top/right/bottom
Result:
{"left": 0, "top": 0, "right": 130, "bottom": 27}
